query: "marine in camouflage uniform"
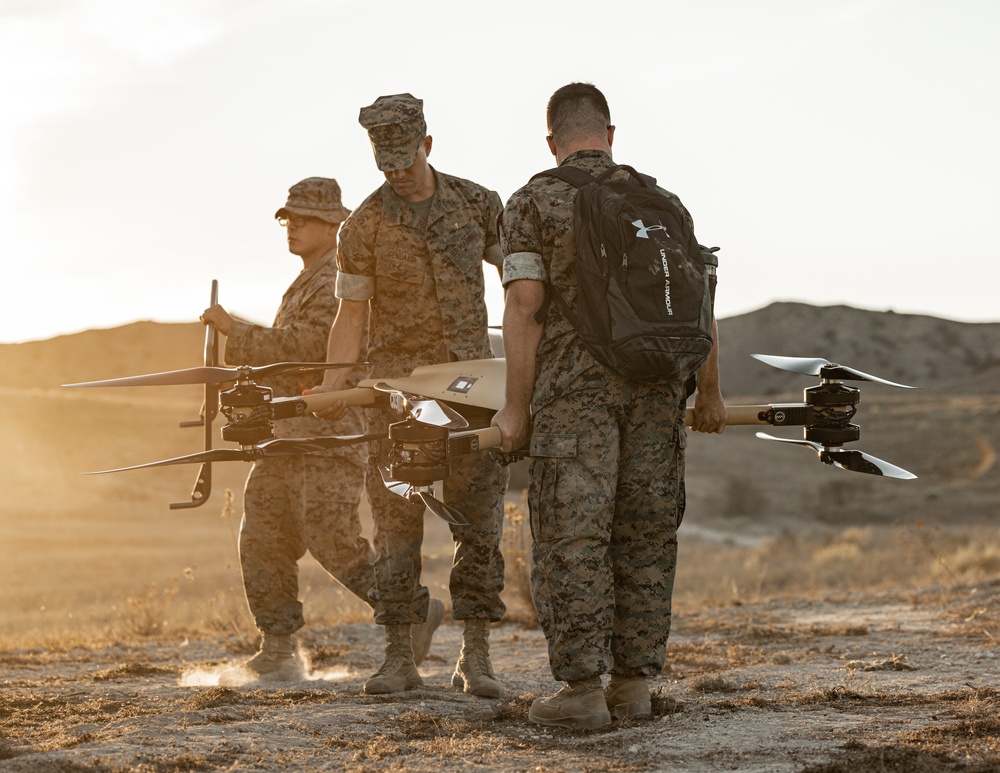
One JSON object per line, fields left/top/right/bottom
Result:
{"left": 316, "top": 94, "right": 507, "bottom": 698}
{"left": 493, "top": 83, "right": 727, "bottom": 729}
{"left": 201, "top": 178, "right": 382, "bottom": 684}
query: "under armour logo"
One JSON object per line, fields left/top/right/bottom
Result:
{"left": 632, "top": 219, "right": 667, "bottom": 239}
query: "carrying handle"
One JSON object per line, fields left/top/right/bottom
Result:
{"left": 594, "top": 164, "right": 656, "bottom": 188}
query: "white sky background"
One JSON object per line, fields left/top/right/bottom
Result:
{"left": 1, "top": 0, "right": 997, "bottom": 344}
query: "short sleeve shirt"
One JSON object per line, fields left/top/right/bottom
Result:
{"left": 336, "top": 167, "right": 502, "bottom": 379}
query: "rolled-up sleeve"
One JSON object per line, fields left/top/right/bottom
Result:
{"left": 335, "top": 202, "right": 378, "bottom": 302}
{"left": 502, "top": 251, "right": 545, "bottom": 286}
{"left": 499, "top": 187, "right": 546, "bottom": 287}
{"left": 336, "top": 271, "right": 375, "bottom": 301}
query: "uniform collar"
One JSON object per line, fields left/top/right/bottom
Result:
{"left": 301, "top": 245, "right": 337, "bottom": 277}
{"left": 561, "top": 148, "right": 614, "bottom": 170}
{"left": 380, "top": 165, "right": 462, "bottom": 226}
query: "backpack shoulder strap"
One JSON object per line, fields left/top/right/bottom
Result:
{"left": 531, "top": 163, "right": 659, "bottom": 190}
{"left": 525, "top": 166, "right": 595, "bottom": 325}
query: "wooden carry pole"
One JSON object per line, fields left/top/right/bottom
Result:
{"left": 685, "top": 404, "right": 771, "bottom": 427}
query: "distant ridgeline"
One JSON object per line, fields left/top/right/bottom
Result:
{"left": 717, "top": 303, "right": 1000, "bottom": 397}
{"left": 0, "top": 321, "right": 205, "bottom": 390}
{"left": 0, "top": 309, "right": 998, "bottom": 397}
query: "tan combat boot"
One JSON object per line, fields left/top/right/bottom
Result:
{"left": 529, "top": 677, "right": 612, "bottom": 729}
{"left": 363, "top": 624, "right": 423, "bottom": 695}
{"left": 604, "top": 675, "right": 652, "bottom": 719}
{"left": 411, "top": 597, "right": 445, "bottom": 666}
{"left": 219, "top": 633, "right": 304, "bottom": 686}
{"left": 451, "top": 618, "right": 503, "bottom": 698}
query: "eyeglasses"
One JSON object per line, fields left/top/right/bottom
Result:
{"left": 278, "top": 215, "right": 312, "bottom": 228}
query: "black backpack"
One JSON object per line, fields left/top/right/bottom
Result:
{"left": 531, "top": 164, "right": 717, "bottom": 385}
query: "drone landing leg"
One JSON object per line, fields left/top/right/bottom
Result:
{"left": 170, "top": 462, "right": 211, "bottom": 510}
{"left": 171, "top": 279, "right": 219, "bottom": 509}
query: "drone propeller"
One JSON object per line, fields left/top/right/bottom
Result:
{"left": 64, "top": 361, "right": 364, "bottom": 389}
{"left": 681, "top": 354, "right": 920, "bottom": 479}
{"left": 378, "top": 466, "right": 469, "bottom": 526}
{"left": 751, "top": 354, "right": 916, "bottom": 389}
{"left": 84, "top": 434, "right": 383, "bottom": 474}
{"left": 413, "top": 491, "right": 469, "bottom": 526}
{"left": 755, "top": 432, "right": 916, "bottom": 479}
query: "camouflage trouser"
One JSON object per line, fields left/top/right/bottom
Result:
{"left": 241, "top": 454, "right": 373, "bottom": 636}
{"left": 364, "top": 408, "right": 507, "bottom": 626}
{"left": 528, "top": 377, "right": 687, "bottom": 682}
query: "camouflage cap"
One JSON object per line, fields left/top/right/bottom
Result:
{"left": 358, "top": 93, "right": 427, "bottom": 171}
{"left": 274, "top": 177, "right": 351, "bottom": 224}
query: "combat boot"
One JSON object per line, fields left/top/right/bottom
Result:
{"left": 605, "top": 675, "right": 652, "bottom": 719}
{"left": 411, "top": 597, "right": 445, "bottom": 666}
{"left": 529, "top": 677, "right": 612, "bottom": 729}
{"left": 219, "top": 633, "right": 304, "bottom": 686}
{"left": 451, "top": 618, "right": 503, "bottom": 698}
{"left": 363, "top": 624, "right": 423, "bottom": 695}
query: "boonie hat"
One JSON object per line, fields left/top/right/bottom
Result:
{"left": 274, "top": 177, "right": 351, "bottom": 224}
{"left": 358, "top": 93, "right": 427, "bottom": 171}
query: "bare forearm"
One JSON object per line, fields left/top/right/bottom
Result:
{"left": 492, "top": 280, "right": 544, "bottom": 451}
{"left": 698, "top": 317, "right": 722, "bottom": 395}
{"left": 691, "top": 316, "right": 727, "bottom": 433}
{"left": 502, "top": 286, "right": 543, "bottom": 410}
{"left": 322, "top": 300, "right": 367, "bottom": 389}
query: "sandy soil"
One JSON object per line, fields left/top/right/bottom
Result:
{"left": 3, "top": 315, "right": 999, "bottom": 771}
{"left": 3, "top": 582, "right": 1000, "bottom": 772}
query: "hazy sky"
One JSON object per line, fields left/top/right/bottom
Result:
{"left": 2, "top": 0, "right": 997, "bottom": 344}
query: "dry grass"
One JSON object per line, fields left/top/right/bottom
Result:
{"left": 674, "top": 519, "right": 1000, "bottom": 610}
{"left": 8, "top": 498, "right": 1000, "bottom": 655}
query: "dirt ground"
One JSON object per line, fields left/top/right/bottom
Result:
{"left": 3, "top": 580, "right": 1000, "bottom": 772}
{"left": 2, "top": 317, "right": 999, "bottom": 771}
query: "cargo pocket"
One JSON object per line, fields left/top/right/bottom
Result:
{"left": 376, "top": 251, "right": 425, "bottom": 298}
{"left": 528, "top": 432, "right": 578, "bottom": 542}
{"left": 442, "top": 224, "right": 482, "bottom": 270}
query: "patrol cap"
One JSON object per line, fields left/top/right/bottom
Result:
{"left": 358, "top": 93, "right": 427, "bottom": 171}
{"left": 274, "top": 177, "right": 351, "bottom": 224}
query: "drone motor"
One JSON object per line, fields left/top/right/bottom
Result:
{"left": 219, "top": 381, "right": 275, "bottom": 445}
{"left": 803, "top": 381, "right": 861, "bottom": 446}
{"left": 388, "top": 419, "right": 450, "bottom": 485}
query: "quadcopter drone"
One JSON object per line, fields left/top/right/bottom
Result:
{"left": 65, "top": 282, "right": 917, "bottom": 520}
{"left": 64, "top": 282, "right": 509, "bottom": 524}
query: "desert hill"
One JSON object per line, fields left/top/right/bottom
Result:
{"left": 0, "top": 320, "right": 207, "bottom": 392}
{"left": 3, "top": 303, "right": 999, "bottom": 397}
{"left": 717, "top": 302, "right": 1000, "bottom": 397}
{"left": 0, "top": 305, "right": 997, "bottom": 635}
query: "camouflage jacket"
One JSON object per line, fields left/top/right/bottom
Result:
{"left": 336, "top": 167, "right": 502, "bottom": 379}
{"left": 500, "top": 149, "right": 698, "bottom": 411}
{"left": 225, "top": 248, "right": 366, "bottom": 465}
